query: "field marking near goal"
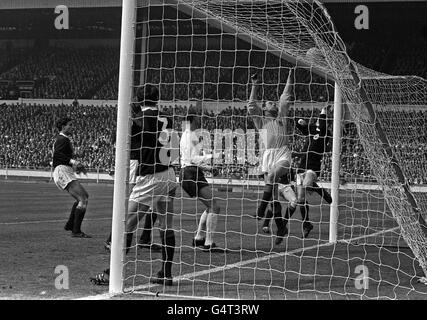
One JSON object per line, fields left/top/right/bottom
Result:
{"left": 0, "top": 217, "right": 111, "bottom": 226}
{"left": 78, "top": 226, "right": 401, "bottom": 300}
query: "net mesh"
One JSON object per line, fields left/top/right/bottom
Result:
{"left": 120, "top": 0, "right": 427, "bottom": 299}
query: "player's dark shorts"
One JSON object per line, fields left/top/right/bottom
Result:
{"left": 180, "top": 166, "right": 209, "bottom": 198}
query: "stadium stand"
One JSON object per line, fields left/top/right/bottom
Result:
{"left": 1, "top": 102, "right": 426, "bottom": 184}
{"left": 0, "top": 4, "right": 426, "bottom": 184}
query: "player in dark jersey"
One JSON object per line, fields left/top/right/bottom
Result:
{"left": 103, "top": 100, "right": 161, "bottom": 253}
{"left": 285, "top": 105, "right": 333, "bottom": 238}
{"left": 91, "top": 84, "right": 178, "bottom": 286}
{"left": 130, "top": 108, "right": 160, "bottom": 251}
{"left": 52, "top": 117, "right": 91, "bottom": 238}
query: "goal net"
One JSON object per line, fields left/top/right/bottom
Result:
{"left": 110, "top": 0, "right": 427, "bottom": 299}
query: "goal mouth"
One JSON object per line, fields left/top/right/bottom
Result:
{"left": 107, "top": 0, "right": 427, "bottom": 299}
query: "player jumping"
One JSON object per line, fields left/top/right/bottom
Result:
{"left": 248, "top": 68, "right": 295, "bottom": 245}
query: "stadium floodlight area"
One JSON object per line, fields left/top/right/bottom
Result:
{"left": 110, "top": 0, "right": 427, "bottom": 299}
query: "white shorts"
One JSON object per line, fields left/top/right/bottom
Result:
{"left": 278, "top": 183, "right": 297, "bottom": 208}
{"left": 129, "top": 167, "right": 177, "bottom": 207}
{"left": 296, "top": 170, "right": 318, "bottom": 187}
{"left": 260, "top": 148, "right": 292, "bottom": 174}
{"left": 129, "top": 159, "right": 138, "bottom": 184}
{"left": 53, "top": 165, "right": 77, "bottom": 190}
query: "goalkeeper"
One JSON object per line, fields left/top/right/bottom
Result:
{"left": 52, "top": 117, "right": 91, "bottom": 238}
{"left": 248, "top": 69, "right": 295, "bottom": 244}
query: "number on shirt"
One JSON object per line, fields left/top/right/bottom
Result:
{"left": 158, "top": 116, "right": 179, "bottom": 165}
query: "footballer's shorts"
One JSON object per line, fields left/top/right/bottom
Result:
{"left": 261, "top": 147, "right": 292, "bottom": 174}
{"left": 129, "top": 167, "right": 177, "bottom": 206}
{"left": 129, "top": 159, "right": 138, "bottom": 184}
{"left": 278, "top": 183, "right": 298, "bottom": 208}
{"left": 180, "top": 166, "right": 210, "bottom": 198}
{"left": 296, "top": 169, "right": 318, "bottom": 187}
{"left": 53, "top": 165, "right": 77, "bottom": 190}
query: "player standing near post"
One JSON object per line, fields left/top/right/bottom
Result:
{"left": 91, "top": 84, "right": 178, "bottom": 286}
{"left": 179, "top": 106, "right": 223, "bottom": 252}
{"left": 104, "top": 94, "right": 161, "bottom": 253}
{"left": 248, "top": 69, "right": 295, "bottom": 244}
{"left": 52, "top": 117, "right": 91, "bottom": 238}
{"left": 289, "top": 105, "right": 333, "bottom": 238}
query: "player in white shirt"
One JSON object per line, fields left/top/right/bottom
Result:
{"left": 179, "top": 106, "right": 223, "bottom": 252}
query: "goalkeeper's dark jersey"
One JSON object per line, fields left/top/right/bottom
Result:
{"left": 295, "top": 113, "right": 330, "bottom": 174}
{"left": 130, "top": 120, "right": 142, "bottom": 161}
{"left": 52, "top": 134, "right": 74, "bottom": 168}
{"left": 133, "top": 107, "right": 174, "bottom": 176}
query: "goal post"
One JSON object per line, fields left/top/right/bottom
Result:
{"left": 109, "top": 0, "right": 136, "bottom": 295}
{"left": 329, "top": 81, "right": 342, "bottom": 243}
{"left": 109, "top": 0, "right": 427, "bottom": 298}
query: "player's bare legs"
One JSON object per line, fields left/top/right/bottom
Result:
{"left": 66, "top": 180, "right": 91, "bottom": 238}
{"left": 194, "top": 209, "right": 208, "bottom": 244}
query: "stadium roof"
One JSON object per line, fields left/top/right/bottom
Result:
{"left": 0, "top": 0, "right": 425, "bottom": 10}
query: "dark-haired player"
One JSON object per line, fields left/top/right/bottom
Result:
{"left": 52, "top": 117, "right": 91, "bottom": 238}
{"left": 179, "top": 106, "right": 223, "bottom": 252}
{"left": 91, "top": 84, "right": 178, "bottom": 286}
{"left": 104, "top": 96, "right": 161, "bottom": 252}
{"left": 248, "top": 69, "right": 295, "bottom": 245}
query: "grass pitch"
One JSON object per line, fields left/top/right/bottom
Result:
{"left": 0, "top": 179, "right": 425, "bottom": 300}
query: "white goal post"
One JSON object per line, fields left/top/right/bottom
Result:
{"left": 109, "top": 0, "right": 345, "bottom": 294}
{"left": 109, "top": 0, "right": 136, "bottom": 294}
{"left": 109, "top": 0, "right": 427, "bottom": 298}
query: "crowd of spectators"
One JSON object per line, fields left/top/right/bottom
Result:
{"left": 0, "top": 46, "right": 119, "bottom": 99}
{"left": 0, "top": 37, "right": 426, "bottom": 184}
{"left": 1, "top": 102, "right": 426, "bottom": 185}
{"left": 0, "top": 103, "right": 116, "bottom": 171}
{"left": 0, "top": 38, "right": 426, "bottom": 102}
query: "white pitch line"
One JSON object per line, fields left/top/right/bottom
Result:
{"left": 77, "top": 225, "right": 401, "bottom": 300}
{"left": 0, "top": 217, "right": 111, "bottom": 225}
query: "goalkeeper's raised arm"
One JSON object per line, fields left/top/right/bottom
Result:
{"left": 279, "top": 68, "right": 294, "bottom": 119}
{"left": 247, "top": 72, "right": 264, "bottom": 130}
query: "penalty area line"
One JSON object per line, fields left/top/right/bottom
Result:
{"left": 77, "top": 226, "right": 401, "bottom": 300}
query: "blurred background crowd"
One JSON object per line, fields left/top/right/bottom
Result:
{"left": 0, "top": 2, "right": 426, "bottom": 185}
